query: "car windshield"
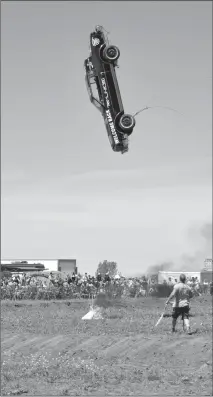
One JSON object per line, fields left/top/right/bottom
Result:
{"left": 85, "top": 73, "right": 103, "bottom": 111}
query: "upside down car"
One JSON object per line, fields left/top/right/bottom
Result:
{"left": 84, "top": 26, "right": 136, "bottom": 154}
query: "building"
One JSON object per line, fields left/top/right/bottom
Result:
{"left": 57, "top": 259, "right": 77, "bottom": 274}
{"left": 203, "top": 258, "right": 212, "bottom": 272}
{"left": 200, "top": 258, "right": 212, "bottom": 283}
{"left": 1, "top": 259, "right": 77, "bottom": 275}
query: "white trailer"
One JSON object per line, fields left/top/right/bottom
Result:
{"left": 158, "top": 271, "right": 201, "bottom": 284}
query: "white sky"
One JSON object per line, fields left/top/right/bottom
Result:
{"left": 1, "top": 1, "right": 212, "bottom": 275}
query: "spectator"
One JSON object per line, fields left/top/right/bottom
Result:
{"left": 194, "top": 278, "right": 200, "bottom": 293}
{"left": 97, "top": 273, "right": 102, "bottom": 282}
{"left": 57, "top": 276, "right": 64, "bottom": 287}
{"left": 19, "top": 273, "right": 24, "bottom": 284}
{"left": 8, "top": 279, "right": 14, "bottom": 287}
{"left": 191, "top": 277, "right": 196, "bottom": 288}
{"left": 14, "top": 276, "right": 20, "bottom": 285}
{"left": 67, "top": 274, "right": 72, "bottom": 285}
{"left": 21, "top": 273, "right": 27, "bottom": 286}
{"left": 187, "top": 278, "right": 193, "bottom": 287}
{"left": 71, "top": 272, "right": 76, "bottom": 283}
{"left": 75, "top": 274, "right": 80, "bottom": 285}
{"left": 167, "top": 277, "right": 174, "bottom": 286}
{"left": 81, "top": 273, "right": 88, "bottom": 283}
{"left": 203, "top": 279, "right": 209, "bottom": 294}
{"left": 88, "top": 274, "right": 93, "bottom": 283}
{"left": 25, "top": 275, "right": 31, "bottom": 285}
{"left": 142, "top": 277, "right": 148, "bottom": 293}
{"left": 49, "top": 272, "right": 55, "bottom": 285}
{"left": 104, "top": 272, "right": 111, "bottom": 282}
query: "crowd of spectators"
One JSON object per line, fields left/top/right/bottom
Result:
{"left": 164, "top": 276, "right": 212, "bottom": 294}
{"left": 1, "top": 272, "right": 150, "bottom": 299}
{"left": 1, "top": 271, "right": 212, "bottom": 300}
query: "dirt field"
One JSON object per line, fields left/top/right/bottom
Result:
{"left": 1, "top": 296, "right": 212, "bottom": 396}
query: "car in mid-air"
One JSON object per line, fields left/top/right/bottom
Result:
{"left": 84, "top": 26, "right": 136, "bottom": 154}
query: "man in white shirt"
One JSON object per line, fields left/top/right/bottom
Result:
{"left": 187, "top": 278, "right": 193, "bottom": 287}
{"left": 166, "top": 273, "right": 193, "bottom": 334}
{"left": 203, "top": 279, "right": 208, "bottom": 294}
{"left": 167, "top": 277, "right": 174, "bottom": 286}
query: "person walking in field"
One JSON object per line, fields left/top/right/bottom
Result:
{"left": 165, "top": 273, "right": 193, "bottom": 334}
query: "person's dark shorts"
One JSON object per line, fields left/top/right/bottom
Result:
{"left": 172, "top": 306, "right": 190, "bottom": 320}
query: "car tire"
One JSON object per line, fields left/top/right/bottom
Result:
{"left": 102, "top": 45, "right": 120, "bottom": 62}
{"left": 118, "top": 114, "right": 135, "bottom": 133}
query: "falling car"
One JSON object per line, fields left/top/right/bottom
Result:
{"left": 84, "top": 26, "right": 136, "bottom": 154}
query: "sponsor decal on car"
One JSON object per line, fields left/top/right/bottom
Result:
{"left": 92, "top": 37, "right": 100, "bottom": 46}
{"left": 101, "top": 78, "right": 110, "bottom": 108}
{"left": 105, "top": 109, "right": 119, "bottom": 144}
{"left": 101, "top": 78, "right": 119, "bottom": 144}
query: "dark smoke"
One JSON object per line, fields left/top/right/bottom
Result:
{"left": 145, "top": 222, "right": 212, "bottom": 274}
{"left": 200, "top": 223, "right": 212, "bottom": 252}
{"left": 180, "top": 222, "right": 212, "bottom": 271}
{"left": 146, "top": 261, "right": 174, "bottom": 275}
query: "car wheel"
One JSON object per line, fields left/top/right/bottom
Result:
{"left": 102, "top": 45, "right": 120, "bottom": 62}
{"left": 118, "top": 114, "right": 135, "bottom": 133}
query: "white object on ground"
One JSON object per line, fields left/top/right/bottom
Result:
{"left": 82, "top": 306, "right": 104, "bottom": 320}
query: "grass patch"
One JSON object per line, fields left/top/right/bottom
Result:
{"left": 2, "top": 296, "right": 212, "bottom": 396}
